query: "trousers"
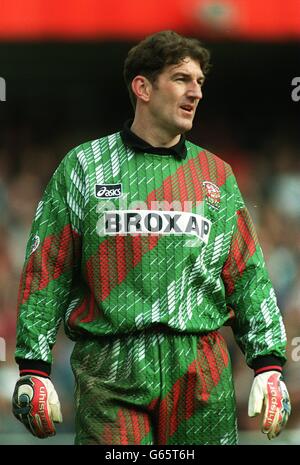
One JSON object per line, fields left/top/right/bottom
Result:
{"left": 70, "top": 329, "right": 238, "bottom": 445}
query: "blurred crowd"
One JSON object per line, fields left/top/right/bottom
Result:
{"left": 0, "top": 125, "right": 300, "bottom": 440}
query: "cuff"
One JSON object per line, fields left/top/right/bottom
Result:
{"left": 251, "top": 355, "right": 284, "bottom": 377}
{"left": 17, "top": 359, "right": 51, "bottom": 378}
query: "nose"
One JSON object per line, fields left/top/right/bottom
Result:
{"left": 187, "top": 81, "right": 202, "bottom": 100}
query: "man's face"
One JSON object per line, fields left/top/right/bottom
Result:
{"left": 147, "top": 57, "right": 205, "bottom": 137}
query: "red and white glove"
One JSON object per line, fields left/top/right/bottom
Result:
{"left": 248, "top": 370, "right": 291, "bottom": 440}
{"left": 12, "top": 375, "right": 63, "bottom": 438}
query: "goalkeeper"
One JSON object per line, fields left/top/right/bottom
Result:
{"left": 13, "top": 30, "right": 290, "bottom": 444}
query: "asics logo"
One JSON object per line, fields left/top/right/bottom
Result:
{"left": 95, "top": 183, "right": 122, "bottom": 199}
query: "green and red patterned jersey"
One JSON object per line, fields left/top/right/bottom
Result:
{"left": 15, "top": 129, "right": 287, "bottom": 373}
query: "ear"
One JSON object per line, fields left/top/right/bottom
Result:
{"left": 131, "top": 75, "right": 152, "bottom": 103}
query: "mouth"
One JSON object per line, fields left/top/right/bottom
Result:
{"left": 180, "top": 105, "right": 194, "bottom": 116}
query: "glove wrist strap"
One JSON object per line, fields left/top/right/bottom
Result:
{"left": 254, "top": 366, "right": 282, "bottom": 376}
{"left": 252, "top": 355, "right": 284, "bottom": 377}
{"left": 17, "top": 359, "right": 51, "bottom": 377}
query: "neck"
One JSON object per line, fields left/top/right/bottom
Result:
{"left": 131, "top": 116, "right": 181, "bottom": 148}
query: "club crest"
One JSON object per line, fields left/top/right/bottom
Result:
{"left": 203, "top": 181, "right": 221, "bottom": 210}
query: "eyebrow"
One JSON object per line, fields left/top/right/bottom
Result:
{"left": 171, "top": 71, "right": 205, "bottom": 83}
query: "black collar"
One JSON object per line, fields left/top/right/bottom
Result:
{"left": 120, "top": 120, "right": 187, "bottom": 159}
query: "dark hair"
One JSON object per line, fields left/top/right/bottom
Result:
{"left": 123, "top": 30, "right": 211, "bottom": 108}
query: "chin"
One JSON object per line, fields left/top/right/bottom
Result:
{"left": 177, "top": 121, "right": 193, "bottom": 134}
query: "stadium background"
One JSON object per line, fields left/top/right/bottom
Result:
{"left": 0, "top": 0, "right": 299, "bottom": 445}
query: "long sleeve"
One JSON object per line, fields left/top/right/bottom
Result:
{"left": 221, "top": 174, "right": 287, "bottom": 369}
{"left": 15, "top": 154, "right": 82, "bottom": 370}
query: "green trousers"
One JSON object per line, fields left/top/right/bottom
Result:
{"left": 70, "top": 329, "right": 238, "bottom": 445}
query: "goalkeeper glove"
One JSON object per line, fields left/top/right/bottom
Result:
{"left": 248, "top": 370, "right": 291, "bottom": 440}
{"left": 12, "top": 375, "right": 63, "bottom": 438}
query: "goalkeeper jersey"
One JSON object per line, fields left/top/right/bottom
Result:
{"left": 15, "top": 127, "right": 287, "bottom": 371}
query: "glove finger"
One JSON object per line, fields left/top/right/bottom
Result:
{"left": 268, "top": 389, "right": 291, "bottom": 440}
{"left": 263, "top": 392, "right": 290, "bottom": 439}
{"left": 248, "top": 398, "right": 263, "bottom": 417}
{"left": 12, "top": 382, "right": 33, "bottom": 418}
{"left": 12, "top": 391, "right": 39, "bottom": 437}
{"left": 48, "top": 385, "right": 63, "bottom": 423}
{"left": 262, "top": 389, "right": 279, "bottom": 435}
{"left": 281, "top": 409, "right": 290, "bottom": 430}
{"left": 50, "top": 402, "right": 63, "bottom": 423}
{"left": 280, "top": 381, "right": 292, "bottom": 424}
{"left": 267, "top": 408, "right": 289, "bottom": 440}
{"left": 267, "top": 414, "right": 283, "bottom": 440}
{"left": 248, "top": 387, "right": 264, "bottom": 417}
{"left": 29, "top": 378, "right": 57, "bottom": 437}
{"left": 262, "top": 408, "right": 280, "bottom": 439}
{"left": 28, "top": 412, "right": 55, "bottom": 439}
{"left": 264, "top": 376, "right": 291, "bottom": 439}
